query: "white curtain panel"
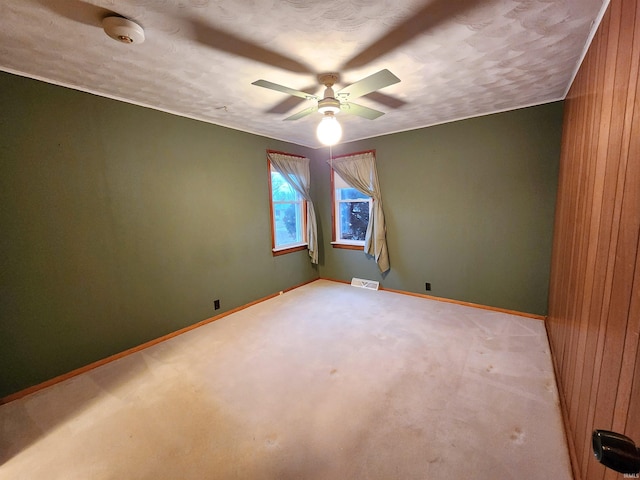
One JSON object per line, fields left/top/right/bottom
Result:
{"left": 330, "top": 151, "right": 389, "bottom": 272}
{"left": 268, "top": 152, "right": 318, "bottom": 264}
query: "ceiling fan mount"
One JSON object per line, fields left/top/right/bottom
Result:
{"left": 318, "top": 73, "right": 339, "bottom": 87}
{"left": 316, "top": 73, "right": 341, "bottom": 115}
{"left": 252, "top": 69, "right": 401, "bottom": 121}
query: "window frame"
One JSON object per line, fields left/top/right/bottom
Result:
{"left": 268, "top": 157, "right": 308, "bottom": 256}
{"left": 330, "top": 167, "right": 371, "bottom": 251}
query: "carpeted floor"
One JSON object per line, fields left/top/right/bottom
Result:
{"left": 0, "top": 279, "right": 572, "bottom": 479}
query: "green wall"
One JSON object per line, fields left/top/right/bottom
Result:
{"left": 310, "top": 102, "right": 563, "bottom": 316}
{"left": 0, "top": 72, "right": 318, "bottom": 398}
{"left": 0, "top": 71, "right": 562, "bottom": 399}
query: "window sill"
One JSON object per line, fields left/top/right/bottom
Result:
{"left": 331, "top": 242, "right": 364, "bottom": 251}
{"left": 272, "top": 243, "right": 308, "bottom": 256}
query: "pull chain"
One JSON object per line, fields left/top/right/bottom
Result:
{"left": 329, "top": 144, "right": 333, "bottom": 172}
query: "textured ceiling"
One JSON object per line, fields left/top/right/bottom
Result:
{"left": 0, "top": 0, "right": 606, "bottom": 148}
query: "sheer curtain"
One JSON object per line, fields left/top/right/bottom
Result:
{"left": 268, "top": 152, "right": 318, "bottom": 264}
{"left": 330, "top": 151, "right": 389, "bottom": 272}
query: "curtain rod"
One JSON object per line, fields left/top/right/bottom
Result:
{"left": 266, "top": 149, "right": 307, "bottom": 159}
{"left": 330, "top": 149, "right": 376, "bottom": 160}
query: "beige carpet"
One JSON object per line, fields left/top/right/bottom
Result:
{"left": 0, "top": 280, "right": 572, "bottom": 479}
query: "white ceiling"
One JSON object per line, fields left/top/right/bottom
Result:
{"left": 0, "top": 0, "right": 607, "bottom": 148}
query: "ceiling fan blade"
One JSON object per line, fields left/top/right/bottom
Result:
{"left": 267, "top": 85, "right": 319, "bottom": 114}
{"left": 337, "top": 69, "right": 400, "bottom": 100}
{"left": 284, "top": 106, "right": 317, "bottom": 121}
{"left": 252, "top": 80, "right": 318, "bottom": 100}
{"left": 341, "top": 102, "right": 385, "bottom": 120}
{"left": 341, "top": 0, "right": 480, "bottom": 70}
{"left": 190, "top": 18, "right": 312, "bottom": 74}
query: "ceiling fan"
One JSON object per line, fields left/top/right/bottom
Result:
{"left": 252, "top": 69, "right": 401, "bottom": 121}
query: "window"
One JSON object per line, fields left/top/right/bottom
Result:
{"left": 329, "top": 150, "right": 389, "bottom": 272}
{"left": 269, "top": 162, "right": 307, "bottom": 254}
{"left": 332, "top": 169, "right": 371, "bottom": 249}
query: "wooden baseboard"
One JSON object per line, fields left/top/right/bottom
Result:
{"left": 320, "top": 277, "right": 546, "bottom": 320}
{"left": 0, "top": 277, "right": 319, "bottom": 406}
{"left": 2, "top": 276, "right": 542, "bottom": 405}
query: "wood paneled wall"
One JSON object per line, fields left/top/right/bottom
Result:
{"left": 546, "top": 0, "right": 640, "bottom": 479}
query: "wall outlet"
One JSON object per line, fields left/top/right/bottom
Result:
{"left": 425, "top": 283, "right": 431, "bottom": 291}
{"left": 214, "top": 299, "right": 220, "bottom": 310}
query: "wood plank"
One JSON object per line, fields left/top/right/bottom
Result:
{"left": 611, "top": 0, "right": 640, "bottom": 436}
{"left": 573, "top": 28, "right": 609, "bottom": 456}
{"left": 574, "top": 21, "right": 612, "bottom": 468}
{"left": 587, "top": 1, "right": 637, "bottom": 475}
{"left": 626, "top": 340, "right": 640, "bottom": 441}
{"left": 546, "top": 0, "right": 640, "bottom": 478}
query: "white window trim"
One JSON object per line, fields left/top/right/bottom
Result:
{"left": 269, "top": 162, "right": 308, "bottom": 254}
{"left": 273, "top": 242, "right": 308, "bottom": 253}
{"left": 332, "top": 170, "right": 371, "bottom": 247}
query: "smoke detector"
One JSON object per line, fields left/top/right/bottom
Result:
{"left": 102, "top": 16, "right": 145, "bottom": 44}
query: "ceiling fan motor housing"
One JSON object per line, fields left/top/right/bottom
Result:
{"left": 318, "top": 97, "right": 341, "bottom": 114}
{"left": 317, "top": 73, "right": 341, "bottom": 114}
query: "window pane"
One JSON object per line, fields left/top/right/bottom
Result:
{"left": 339, "top": 201, "right": 369, "bottom": 241}
{"left": 274, "top": 202, "right": 303, "bottom": 247}
{"left": 338, "top": 187, "right": 368, "bottom": 200}
{"left": 271, "top": 172, "right": 300, "bottom": 202}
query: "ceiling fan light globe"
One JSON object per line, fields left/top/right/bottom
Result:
{"left": 317, "top": 114, "right": 342, "bottom": 146}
